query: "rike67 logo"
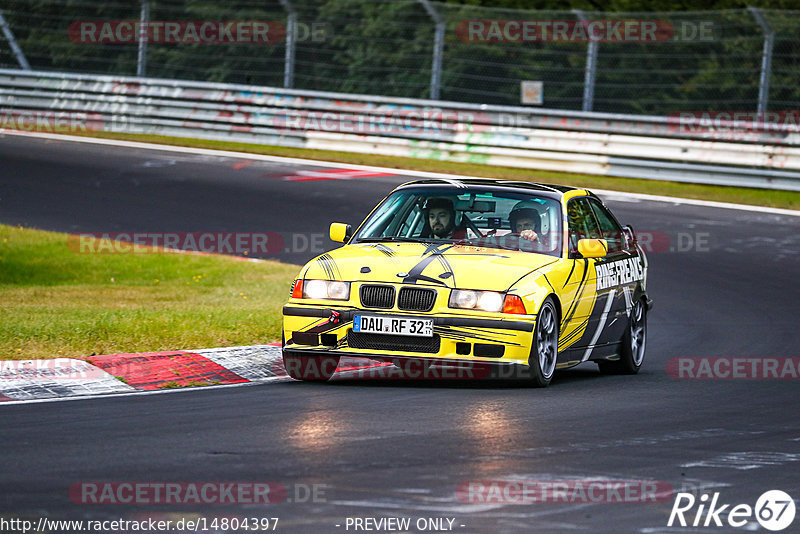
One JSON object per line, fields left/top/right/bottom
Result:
{"left": 668, "top": 490, "right": 796, "bottom": 531}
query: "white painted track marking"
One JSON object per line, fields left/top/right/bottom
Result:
{"left": 3, "top": 130, "right": 798, "bottom": 217}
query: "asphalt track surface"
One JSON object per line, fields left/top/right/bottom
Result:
{"left": 1, "top": 134, "right": 800, "bottom": 533}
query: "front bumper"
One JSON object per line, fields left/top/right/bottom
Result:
{"left": 282, "top": 305, "right": 536, "bottom": 366}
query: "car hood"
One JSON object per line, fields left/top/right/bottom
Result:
{"left": 301, "top": 241, "right": 558, "bottom": 292}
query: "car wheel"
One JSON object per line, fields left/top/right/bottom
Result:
{"left": 283, "top": 354, "right": 341, "bottom": 382}
{"left": 598, "top": 298, "right": 647, "bottom": 375}
{"left": 526, "top": 297, "right": 558, "bottom": 387}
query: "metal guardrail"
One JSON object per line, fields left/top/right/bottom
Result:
{"left": 1, "top": 69, "right": 800, "bottom": 191}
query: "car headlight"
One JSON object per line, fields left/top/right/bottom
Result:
{"left": 478, "top": 291, "right": 504, "bottom": 312}
{"left": 327, "top": 281, "right": 350, "bottom": 300}
{"left": 300, "top": 279, "right": 351, "bottom": 301}
{"left": 450, "top": 289, "right": 504, "bottom": 312}
{"left": 450, "top": 289, "right": 478, "bottom": 309}
{"left": 449, "top": 289, "right": 527, "bottom": 314}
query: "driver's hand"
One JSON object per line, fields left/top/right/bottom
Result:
{"left": 520, "top": 229, "right": 539, "bottom": 241}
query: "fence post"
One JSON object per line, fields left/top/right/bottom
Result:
{"left": 418, "top": 0, "right": 444, "bottom": 100}
{"left": 137, "top": 0, "right": 149, "bottom": 77}
{"left": 573, "top": 10, "right": 598, "bottom": 112}
{"left": 279, "top": 0, "right": 297, "bottom": 89}
{"left": 748, "top": 7, "right": 774, "bottom": 116}
{"left": 0, "top": 10, "right": 31, "bottom": 70}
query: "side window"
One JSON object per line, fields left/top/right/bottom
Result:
{"left": 359, "top": 194, "right": 409, "bottom": 237}
{"left": 567, "top": 198, "right": 601, "bottom": 254}
{"left": 588, "top": 199, "right": 624, "bottom": 253}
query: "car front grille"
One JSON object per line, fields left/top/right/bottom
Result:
{"left": 347, "top": 331, "right": 441, "bottom": 353}
{"left": 360, "top": 284, "right": 395, "bottom": 309}
{"left": 397, "top": 287, "right": 436, "bottom": 311}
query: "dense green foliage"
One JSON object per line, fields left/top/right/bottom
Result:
{"left": 2, "top": 1, "right": 798, "bottom": 113}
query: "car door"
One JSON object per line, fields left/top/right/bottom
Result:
{"left": 587, "top": 197, "right": 638, "bottom": 350}
{"left": 559, "top": 197, "right": 605, "bottom": 358}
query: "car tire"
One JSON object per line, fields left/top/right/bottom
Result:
{"left": 525, "top": 297, "right": 559, "bottom": 388}
{"left": 598, "top": 298, "right": 647, "bottom": 375}
{"left": 283, "top": 354, "right": 341, "bottom": 382}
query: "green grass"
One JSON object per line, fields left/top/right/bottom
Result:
{"left": 73, "top": 131, "right": 800, "bottom": 210}
{"left": 0, "top": 224, "right": 298, "bottom": 360}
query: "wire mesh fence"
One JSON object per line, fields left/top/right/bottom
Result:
{"left": 1, "top": 0, "right": 798, "bottom": 115}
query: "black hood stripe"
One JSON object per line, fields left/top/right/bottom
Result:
{"left": 314, "top": 253, "right": 341, "bottom": 280}
{"left": 402, "top": 243, "right": 454, "bottom": 285}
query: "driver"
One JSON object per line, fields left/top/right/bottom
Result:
{"left": 509, "top": 201, "right": 542, "bottom": 242}
{"left": 423, "top": 198, "right": 466, "bottom": 239}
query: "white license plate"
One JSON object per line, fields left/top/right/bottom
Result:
{"left": 353, "top": 315, "right": 434, "bottom": 337}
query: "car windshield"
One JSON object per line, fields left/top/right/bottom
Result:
{"left": 353, "top": 187, "right": 563, "bottom": 256}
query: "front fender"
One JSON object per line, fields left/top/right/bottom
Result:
{"left": 509, "top": 272, "right": 557, "bottom": 317}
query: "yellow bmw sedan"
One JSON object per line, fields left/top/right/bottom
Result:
{"left": 282, "top": 178, "right": 652, "bottom": 387}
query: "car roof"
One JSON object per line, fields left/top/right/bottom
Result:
{"left": 393, "top": 178, "right": 585, "bottom": 200}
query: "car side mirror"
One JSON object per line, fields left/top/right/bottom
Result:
{"left": 577, "top": 238, "right": 608, "bottom": 259}
{"left": 329, "top": 222, "right": 352, "bottom": 243}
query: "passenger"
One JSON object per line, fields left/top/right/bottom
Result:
{"left": 423, "top": 198, "right": 466, "bottom": 240}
